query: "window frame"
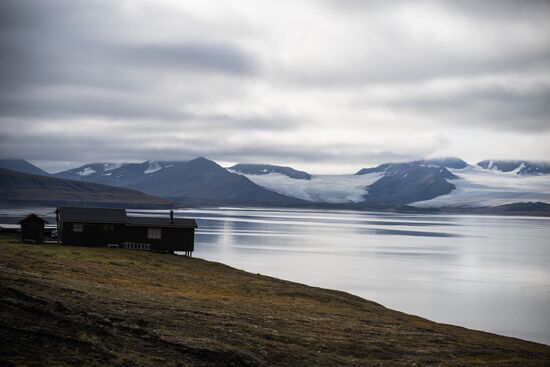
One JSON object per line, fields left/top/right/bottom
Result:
{"left": 73, "top": 223, "right": 84, "bottom": 232}
{"left": 147, "top": 227, "right": 162, "bottom": 240}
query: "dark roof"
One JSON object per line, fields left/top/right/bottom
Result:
{"left": 127, "top": 216, "right": 197, "bottom": 228}
{"left": 57, "top": 207, "right": 128, "bottom": 223}
{"left": 17, "top": 213, "right": 49, "bottom": 224}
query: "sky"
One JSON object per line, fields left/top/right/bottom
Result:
{"left": 1, "top": 0, "right": 549, "bottom": 174}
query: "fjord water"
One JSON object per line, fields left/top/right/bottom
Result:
{"left": 172, "top": 207, "right": 550, "bottom": 345}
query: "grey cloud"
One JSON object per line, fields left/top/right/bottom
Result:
{"left": 1, "top": 0, "right": 549, "bottom": 173}
{"left": 124, "top": 43, "right": 257, "bottom": 75}
{"left": 378, "top": 85, "right": 550, "bottom": 132}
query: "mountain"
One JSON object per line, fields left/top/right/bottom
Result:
{"left": 0, "top": 168, "right": 171, "bottom": 208}
{"left": 234, "top": 161, "right": 457, "bottom": 205}
{"left": 356, "top": 157, "right": 468, "bottom": 175}
{"left": 0, "top": 159, "right": 50, "bottom": 176}
{"left": 24, "top": 156, "right": 550, "bottom": 210}
{"left": 238, "top": 159, "right": 550, "bottom": 209}
{"left": 477, "top": 160, "right": 550, "bottom": 175}
{"left": 53, "top": 161, "right": 170, "bottom": 186}
{"left": 418, "top": 157, "right": 468, "bottom": 169}
{"left": 229, "top": 163, "right": 311, "bottom": 180}
{"left": 360, "top": 163, "right": 457, "bottom": 206}
{"left": 55, "top": 157, "right": 307, "bottom": 206}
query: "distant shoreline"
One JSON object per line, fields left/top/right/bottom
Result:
{"left": 2, "top": 201, "right": 550, "bottom": 218}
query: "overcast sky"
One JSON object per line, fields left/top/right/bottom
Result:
{"left": 1, "top": 0, "right": 549, "bottom": 174}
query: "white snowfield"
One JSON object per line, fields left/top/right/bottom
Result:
{"left": 229, "top": 171, "right": 384, "bottom": 203}
{"left": 232, "top": 165, "right": 550, "bottom": 207}
{"left": 76, "top": 167, "right": 96, "bottom": 176}
{"left": 412, "top": 166, "right": 550, "bottom": 207}
{"left": 103, "top": 163, "right": 122, "bottom": 172}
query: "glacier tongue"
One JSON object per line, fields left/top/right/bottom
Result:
{"left": 411, "top": 166, "right": 550, "bottom": 207}
{"left": 233, "top": 171, "right": 384, "bottom": 203}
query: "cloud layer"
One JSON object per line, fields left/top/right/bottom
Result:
{"left": 1, "top": 0, "right": 549, "bottom": 173}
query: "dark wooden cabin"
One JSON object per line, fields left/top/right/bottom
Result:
{"left": 56, "top": 207, "right": 197, "bottom": 255}
{"left": 125, "top": 215, "right": 196, "bottom": 254}
{"left": 18, "top": 213, "right": 48, "bottom": 243}
{"left": 56, "top": 207, "right": 127, "bottom": 247}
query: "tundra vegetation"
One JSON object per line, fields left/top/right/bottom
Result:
{"left": 1, "top": 234, "right": 549, "bottom": 366}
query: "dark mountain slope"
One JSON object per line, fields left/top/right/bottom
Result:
{"left": 230, "top": 163, "right": 312, "bottom": 179}
{"left": 0, "top": 168, "right": 171, "bottom": 208}
{"left": 55, "top": 157, "right": 308, "bottom": 206}
{"left": 0, "top": 159, "right": 50, "bottom": 176}
{"left": 132, "top": 158, "right": 309, "bottom": 205}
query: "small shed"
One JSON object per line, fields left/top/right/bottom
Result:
{"left": 18, "top": 213, "right": 48, "bottom": 243}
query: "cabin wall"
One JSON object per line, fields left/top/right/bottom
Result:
{"left": 124, "top": 226, "right": 195, "bottom": 252}
{"left": 61, "top": 222, "right": 125, "bottom": 246}
{"left": 21, "top": 220, "right": 45, "bottom": 243}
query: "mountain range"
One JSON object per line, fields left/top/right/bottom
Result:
{"left": 0, "top": 168, "right": 171, "bottom": 208}
{"left": 1, "top": 157, "right": 549, "bottom": 212}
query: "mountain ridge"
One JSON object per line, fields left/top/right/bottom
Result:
{"left": 0, "top": 159, "right": 51, "bottom": 177}
{"left": 4, "top": 157, "right": 550, "bottom": 210}
{"left": 0, "top": 168, "right": 172, "bottom": 208}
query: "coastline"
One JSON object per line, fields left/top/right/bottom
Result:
{"left": 1, "top": 234, "right": 549, "bottom": 366}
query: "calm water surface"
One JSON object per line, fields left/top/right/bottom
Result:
{"left": 166, "top": 207, "right": 550, "bottom": 345}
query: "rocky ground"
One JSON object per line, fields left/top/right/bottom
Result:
{"left": 1, "top": 233, "right": 549, "bottom": 366}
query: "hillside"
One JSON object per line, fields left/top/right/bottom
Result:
{"left": 1, "top": 235, "right": 549, "bottom": 366}
{"left": 0, "top": 158, "right": 50, "bottom": 176}
{"left": 0, "top": 168, "right": 172, "bottom": 208}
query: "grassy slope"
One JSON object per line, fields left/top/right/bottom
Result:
{"left": 1, "top": 234, "right": 549, "bottom": 366}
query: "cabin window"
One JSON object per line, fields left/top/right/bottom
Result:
{"left": 101, "top": 224, "right": 114, "bottom": 231}
{"left": 73, "top": 223, "right": 84, "bottom": 232}
{"left": 147, "top": 227, "right": 161, "bottom": 239}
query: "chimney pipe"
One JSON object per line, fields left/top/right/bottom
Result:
{"left": 170, "top": 210, "right": 174, "bottom": 224}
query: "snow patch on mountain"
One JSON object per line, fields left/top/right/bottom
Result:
{"left": 76, "top": 167, "right": 96, "bottom": 176}
{"left": 412, "top": 166, "right": 550, "bottom": 207}
{"left": 103, "top": 163, "right": 122, "bottom": 171}
{"left": 231, "top": 171, "right": 384, "bottom": 203}
{"left": 144, "top": 161, "right": 162, "bottom": 174}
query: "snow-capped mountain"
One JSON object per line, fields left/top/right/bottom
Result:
{"left": 5, "top": 156, "right": 550, "bottom": 209}
{"left": 477, "top": 160, "right": 550, "bottom": 175}
{"left": 234, "top": 161, "right": 458, "bottom": 205}
{"left": 54, "top": 158, "right": 306, "bottom": 206}
{"left": 54, "top": 160, "right": 177, "bottom": 184}
{"left": 229, "top": 163, "right": 312, "bottom": 180}
{"left": 232, "top": 158, "right": 550, "bottom": 208}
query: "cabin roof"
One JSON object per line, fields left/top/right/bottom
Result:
{"left": 57, "top": 207, "right": 128, "bottom": 223}
{"left": 17, "top": 213, "right": 48, "bottom": 224}
{"left": 127, "top": 216, "right": 197, "bottom": 228}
